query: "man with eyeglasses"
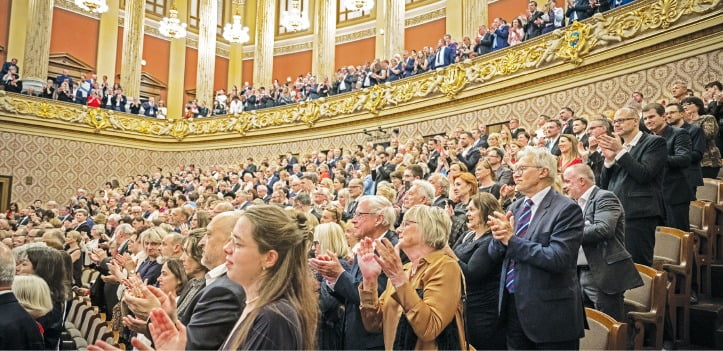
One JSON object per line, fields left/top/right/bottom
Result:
{"left": 597, "top": 107, "right": 667, "bottom": 266}
{"left": 488, "top": 147, "right": 585, "bottom": 349}
{"left": 343, "top": 179, "right": 364, "bottom": 221}
{"left": 643, "top": 103, "right": 692, "bottom": 231}
{"left": 486, "top": 147, "right": 513, "bottom": 185}
{"left": 586, "top": 118, "right": 613, "bottom": 186}
{"left": 309, "top": 196, "right": 400, "bottom": 350}
{"left": 666, "top": 103, "right": 705, "bottom": 198}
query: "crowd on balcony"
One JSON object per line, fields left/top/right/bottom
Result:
{"left": 2, "top": 74, "right": 723, "bottom": 350}
{"left": 1, "top": 0, "right": 629, "bottom": 120}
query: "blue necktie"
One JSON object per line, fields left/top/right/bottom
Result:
{"left": 505, "top": 198, "right": 534, "bottom": 293}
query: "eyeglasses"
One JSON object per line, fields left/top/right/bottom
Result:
{"left": 401, "top": 220, "right": 418, "bottom": 227}
{"left": 513, "top": 165, "right": 541, "bottom": 175}
{"left": 612, "top": 117, "right": 636, "bottom": 124}
{"left": 353, "top": 211, "right": 377, "bottom": 218}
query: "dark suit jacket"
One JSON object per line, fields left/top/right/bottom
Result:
{"left": 548, "top": 136, "right": 562, "bottom": 156}
{"left": 432, "top": 195, "right": 450, "bottom": 209}
{"left": 183, "top": 274, "right": 246, "bottom": 350}
{"left": 562, "top": 119, "right": 574, "bottom": 135}
{"left": 475, "top": 33, "right": 494, "bottom": 56}
{"left": 457, "top": 147, "right": 481, "bottom": 171}
{"left": 431, "top": 45, "right": 456, "bottom": 69}
{"left": 581, "top": 187, "right": 643, "bottom": 294}
{"left": 427, "top": 150, "right": 441, "bottom": 172}
{"left": 328, "top": 230, "right": 400, "bottom": 350}
{"left": 659, "top": 126, "right": 692, "bottom": 205}
{"left": 488, "top": 189, "right": 585, "bottom": 343}
{"left": 0, "top": 293, "right": 44, "bottom": 350}
{"left": 588, "top": 150, "right": 605, "bottom": 187}
{"left": 601, "top": 132, "right": 667, "bottom": 220}
{"left": 371, "top": 162, "right": 395, "bottom": 186}
{"left": 681, "top": 122, "right": 705, "bottom": 195}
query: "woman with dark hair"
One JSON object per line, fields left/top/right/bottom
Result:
{"left": 16, "top": 246, "right": 70, "bottom": 350}
{"left": 452, "top": 193, "right": 506, "bottom": 349}
{"left": 130, "top": 206, "right": 318, "bottom": 350}
{"left": 176, "top": 229, "right": 208, "bottom": 319}
{"left": 6, "top": 202, "right": 20, "bottom": 220}
{"left": 681, "top": 96, "right": 722, "bottom": 178}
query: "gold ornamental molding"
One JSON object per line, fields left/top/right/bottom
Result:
{"left": 2, "top": 0, "right": 721, "bottom": 145}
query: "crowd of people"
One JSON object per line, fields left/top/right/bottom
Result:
{"left": 1, "top": 77, "right": 722, "bottom": 349}
{"left": 1, "top": 0, "right": 628, "bottom": 120}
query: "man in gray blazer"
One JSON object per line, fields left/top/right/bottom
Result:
{"left": 489, "top": 147, "right": 585, "bottom": 349}
{"left": 563, "top": 164, "right": 643, "bottom": 321}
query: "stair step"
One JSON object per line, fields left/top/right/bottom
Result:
{"left": 715, "top": 326, "right": 723, "bottom": 348}
{"left": 690, "top": 299, "right": 723, "bottom": 347}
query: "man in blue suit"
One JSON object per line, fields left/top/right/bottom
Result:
{"left": 310, "top": 195, "right": 400, "bottom": 350}
{"left": 491, "top": 18, "right": 510, "bottom": 52}
{"left": 431, "top": 38, "right": 456, "bottom": 69}
{"left": 489, "top": 147, "right": 585, "bottom": 349}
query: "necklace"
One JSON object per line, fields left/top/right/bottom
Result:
{"left": 245, "top": 296, "right": 260, "bottom": 304}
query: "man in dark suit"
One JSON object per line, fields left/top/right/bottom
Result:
{"left": 310, "top": 196, "right": 400, "bottom": 350}
{"left": 343, "top": 179, "right": 364, "bottom": 221}
{"left": 0, "top": 243, "right": 44, "bottom": 350}
{"left": 244, "top": 157, "right": 257, "bottom": 174}
{"left": 666, "top": 103, "right": 705, "bottom": 199}
{"left": 563, "top": 164, "right": 643, "bottom": 321}
{"left": 586, "top": 118, "right": 614, "bottom": 187}
{"left": 599, "top": 107, "right": 667, "bottom": 266}
{"left": 488, "top": 147, "right": 585, "bottom": 349}
{"left": 182, "top": 212, "right": 246, "bottom": 350}
{"left": 543, "top": 119, "right": 562, "bottom": 156}
{"left": 525, "top": 1, "right": 544, "bottom": 40}
{"left": 486, "top": 147, "right": 514, "bottom": 185}
{"left": 560, "top": 107, "right": 576, "bottom": 135}
{"left": 427, "top": 138, "right": 443, "bottom": 172}
{"left": 431, "top": 38, "right": 455, "bottom": 69}
{"left": 644, "top": 103, "right": 692, "bottom": 231}
{"left": 72, "top": 209, "right": 92, "bottom": 237}
{"left": 572, "top": 117, "right": 590, "bottom": 149}
{"left": 474, "top": 26, "right": 494, "bottom": 56}
{"left": 509, "top": 118, "right": 525, "bottom": 139}
{"left": 371, "top": 151, "right": 395, "bottom": 190}
{"left": 456, "top": 131, "right": 481, "bottom": 171}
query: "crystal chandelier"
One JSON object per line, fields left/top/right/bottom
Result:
{"left": 74, "top": 0, "right": 109, "bottom": 13}
{"left": 159, "top": 6, "right": 188, "bottom": 39}
{"left": 223, "top": 14, "right": 250, "bottom": 43}
{"left": 342, "top": 0, "right": 375, "bottom": 12}
{"left": 280, "top": 0, "right": 310, "bottom": 32}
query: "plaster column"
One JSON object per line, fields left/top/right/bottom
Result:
{"left": 312, "top": 0, "right": 337, "bottom": 80}
{"left": 195, "top": 0, "right": 218, "bottom": 106}
{"left": 120, "top": 0, "right": 145, "bottom": 100}
{"left": 253, "top": 0, "right": 276, "bottom": 88}
{"left": 167, "top": 1, "right": 188, "bottom": 119}
{"left": 6, "top": 0, "right": 29, "bottom": 71}
{"left": 22, "top": 0, "right": 54, "bottom": 93}
{"left": 447, "top": 0, "right": 488, "bottom": 41}
{"left": 227, "top": 0, "right": 246, "bottom": 91}
{"left": 96, "top": 0, "right": 120, "bottom": 84}
{"left": 375, "top": 0, "right": 405, "bottom": 60}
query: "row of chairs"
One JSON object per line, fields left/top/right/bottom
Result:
{"left": 693, "top": 178, "right": 723, "bottom": 296}
{"left": 61, "top": 268, "right": 122, "bottom": 350}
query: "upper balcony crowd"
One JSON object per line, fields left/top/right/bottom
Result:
{"left": 1, "top": 0, "right": 627, "bottom": 119}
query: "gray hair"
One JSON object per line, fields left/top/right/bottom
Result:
{"left": 404, "top": 205, "right": 451, "bottom": 250}
{"left": 358, "top": 195, "right": 396, "bottom": 230}
{"left": 12, "top": 275, "right": 53, "bottom": 318}
{"left": 517, "top": 146, "right": 558, "bottom": 181}
{"left": 411, "top": 180, "right": 435, "bottom": 204}
{"left": 115, "top": 223, "right": 135, "bottom": 237}
{"left": 428, "top": 173, "right": 450, "bottom": 197}
{"left": 0, "top": 242, "right": 15, "bottom": 287}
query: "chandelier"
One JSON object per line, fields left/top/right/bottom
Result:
{"left": 280, "top": 0, "right": 310, "bottom": 32}
{"left": 223, "top": 14, "right": 250, "bottom": 43}
{"left": 342, "top": 0, "right": 375, "bottom": 12}
{"left": 74, "top": 0, "right": 109, "bottom": 13}
{"left": 159, "top": 6, "right": 188, "bottom": 39}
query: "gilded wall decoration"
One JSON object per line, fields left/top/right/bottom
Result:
{"left": 2, "top": 49, "right": 721, "bottom": 206}
{"left": 3, "top": 0, "right": 717, "bottom": 142}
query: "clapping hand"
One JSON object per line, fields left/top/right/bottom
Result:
{"left": 373, "top": 238, "right": 406, "bottom": 288}
{"left": 308, "top": 251, "right": 346, "bottom": 284}
{"left": 488, "top": 211, "right": 515, "bottom": 246}
{"left": 148, "top": 309, "right": 188, "bottom": 351}
{"left": 596, "top": 134, "right": 623, "bottom": 161}
{"left": 357, "top": 238, "right": 382, "bottom": 290}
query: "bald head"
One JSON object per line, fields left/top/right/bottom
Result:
{"left": 201, "top": 211, "right": 243, "bottom": 269}
{"left": 0, "top": 242, "right": 14, "bottom": 288}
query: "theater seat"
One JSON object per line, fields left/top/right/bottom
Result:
{"left": 581, "top": 308, "right": 628, "bottom": 350}
{"left": 690, "top": 199, "right": 717, "bottom": 297}
{"left": 624, "top": 264, "right": 667, "bottom": 349}
{"left": 653, "top": 226, "right": 693, "bottom": 346}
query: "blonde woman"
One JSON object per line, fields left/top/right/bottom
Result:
{"left": 558, "top": 134, "right": 583, "bottom": 172}
{"left": 12, "top": 275, "right": 54, "bottom": 320}
{"left": 487, "top": 133, "right": 502, "bottom": 148}
{"left": 313, "top": 222, "right": 352, "bottom": 349}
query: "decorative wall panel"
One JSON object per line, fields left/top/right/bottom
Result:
{"left": 1, "top": 49, "right": 720, "bottom": 206}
